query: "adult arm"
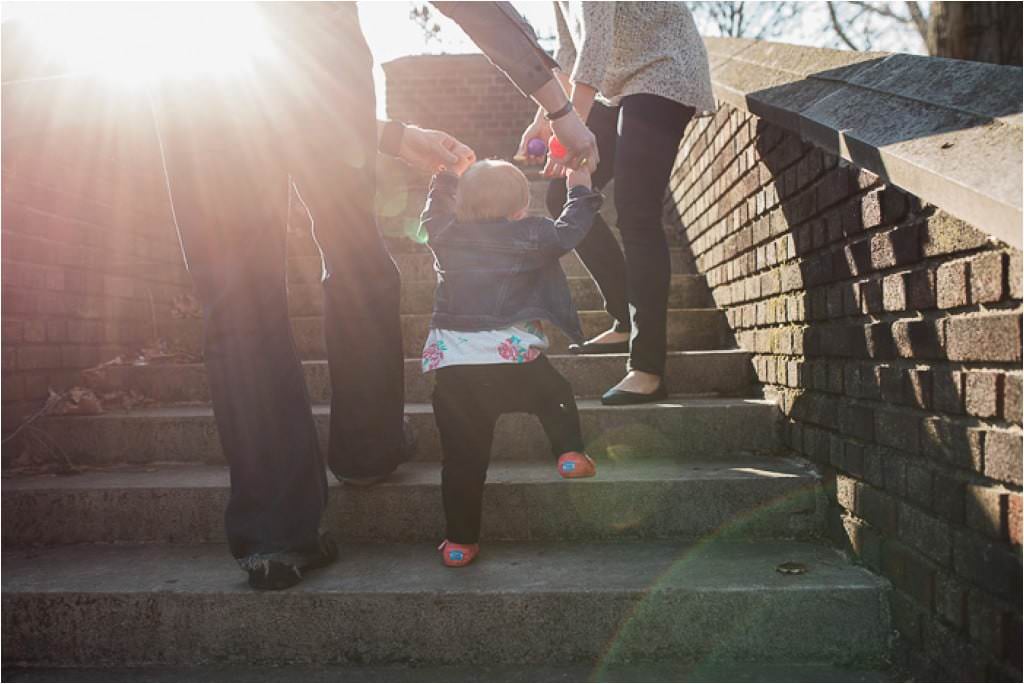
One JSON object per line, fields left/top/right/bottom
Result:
{"left": 377, "top": 121, "right": 476, "bottom": 173}
{"left": 431, "top": 1, "right": 598, "bottom": 172}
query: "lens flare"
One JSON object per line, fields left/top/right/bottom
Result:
{"left": 11, "top": 2, "right": 275, "bottom": 84}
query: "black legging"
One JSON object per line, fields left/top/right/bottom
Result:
{"left": 547, "top": 94, "right": 694, "bottom": 376}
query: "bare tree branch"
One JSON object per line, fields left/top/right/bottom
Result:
{"left": 829, "top": 2, "right": 863, "bottom": 50}
{"left": 849, "top": 1, "right": 911, "bottom": 23}
{"left": 905, "top": 1, "right": 929, "bottom": 41}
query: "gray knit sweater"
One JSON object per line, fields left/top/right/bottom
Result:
{"left": 554, "top": 1, "right": 715, "bottom": 114}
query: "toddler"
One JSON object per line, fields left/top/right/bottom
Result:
{"left": 419, "top": 159, "right": 602, "bottom": 567}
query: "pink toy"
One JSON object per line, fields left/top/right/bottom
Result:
{"left": 547, "top": 135, "right": 567, "bottom": 161}
{"left": 526, "top": 138, "right": 547, "bottom": 157}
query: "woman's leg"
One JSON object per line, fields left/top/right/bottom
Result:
{"left": 545, "top": 103, "right": 629, "bottom": 340}
{"left": 614, "top": 95, "right": 695, "bottom": 379}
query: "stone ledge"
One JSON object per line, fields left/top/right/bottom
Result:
{"left": 705, "top": 37, "right": 1023, "bottom": 249}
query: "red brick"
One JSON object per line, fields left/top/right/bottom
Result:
{"left": 1004, "top": 374, "right": 1022, "bottom": 424}
{"left": 983, "top": 430, "right": 1022, "bottom": 486}
{"left": 968, "top": 251, "right": 1005, "bottom": 304}
{"left": 936, "top": 260, "right": 968, "bottom": 309}
{"left": 921, "top": 212, "right": 988, "bottom": 257}
{"left": 965, "top": 484, "right": 1007, "bottom": 540}
{"left": 965, "top": 372, "right": 1002, "bottom": 419}
{"left": 945, "top": 314, "right": 1021, "bottom": 362}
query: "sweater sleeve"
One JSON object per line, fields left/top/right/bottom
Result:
{"left": 570, "top": 1, "right": 616, "bottom": 90}
{"left": 431, "top": 1, "right": 558, "bottom": 98}
{"left": 553, "top": 2, "right": 577, "bottom": 72}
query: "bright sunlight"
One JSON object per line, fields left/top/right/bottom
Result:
{"left": 5, "top": 2, "right": 275, "bottom": 84}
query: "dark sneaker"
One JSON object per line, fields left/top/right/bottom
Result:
{"left": 241, "top": 531, "right": 339, "bottom": 591}
{"left": 339, "top": 418, "right": 417, "bottom": 487}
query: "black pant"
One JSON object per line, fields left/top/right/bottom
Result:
{"left": 547, "top": 95, "right": 695, "bottom": 376}
{"left": 150, "top": 6, "right": 405, "bottom": 560}
{"left": 432, "top": 356, "right": 584, "bottom": 544}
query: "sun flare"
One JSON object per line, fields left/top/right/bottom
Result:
{"left": 8, "top": 2, "right": 275, "bottom": 84}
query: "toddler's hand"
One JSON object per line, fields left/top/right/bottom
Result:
{"left": 566, "top": 166, "right": 592, "bottom": 190}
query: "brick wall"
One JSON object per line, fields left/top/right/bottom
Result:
{"left": 1, "top": 73, "right": 192, "bottom": 432}
{"left": 667, "top": 105, "right": 1023, "bottom": 680}
{"left": 383, "top": 54, "right": 537, "bottom": 161}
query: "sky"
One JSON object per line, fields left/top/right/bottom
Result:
{"left": 357, "top": 1, "right": 929, "bottom": 117}
{"left": 1, "top": 1, "right": 929, "bottom": 117}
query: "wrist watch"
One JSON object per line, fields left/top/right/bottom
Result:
{"left": 379, "top": 120, "right": 406, "bottom": 157}
{"left": 544, "top": 101, "right": 574, "bottom": 122}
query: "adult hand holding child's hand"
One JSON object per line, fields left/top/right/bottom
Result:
{"left": 400, "top": 126, "right": 476, "bottom": 174}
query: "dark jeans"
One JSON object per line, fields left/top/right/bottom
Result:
{"left": 150, "top": 6, "right": 405, "bottom": 560}
{"left": 547, "top": 95, "right": 695, "bottom": 376}
{"left": 432, "top": 356, "right": 584, "bottom": 544}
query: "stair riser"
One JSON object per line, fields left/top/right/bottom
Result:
{"left": 2, "top": 586, "right": 888, "bottom": 668}
{"left": 286, "top": 248, "right": 694, "bottom": 282}
{"left": 287, "top": 276, "right": 714, "bottom": 316}
{"left": 39, "top": 402, "right": 779, "bottom": 466}
{"left": 161, "top": 309, "right": 731, "bottom": 360}
{"left": 84, "top": 352, "right": 755, "bottom": 404}
{"left": 3, "top": 476, "right": 822, "bottom": 546}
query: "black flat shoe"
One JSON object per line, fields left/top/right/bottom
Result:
{"left": 601, "top": 383, "right": 669, "bottom": 406}
{"left": 568, "top": 340, "right": 630, "bottom": 355}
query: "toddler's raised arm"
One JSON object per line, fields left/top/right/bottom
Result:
{"left": 417, "top": 172, "right": 459, "bottom": 243}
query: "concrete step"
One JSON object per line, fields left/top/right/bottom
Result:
{"left": 0, "top": 662, "right": 896, "bottom": 682}
{"left": 37, "top": 398, "right": 780, "bottom": 467}
{"left": 286, "top": 248, "right": 695, "bottom": 283}
{"left": 1, "top": 540, "right": 890, "bottom": 668}
{"left": 83, "top": 350, "right": 755, "bottom": 405}
{"left": 160, "top": 308, "right": 732, "bottom": 360}
{"left": 288, "top": 274, "right": 714, "bottom": 316}
{"left": 3, "top": 458, "right": 823, "bottom": 546}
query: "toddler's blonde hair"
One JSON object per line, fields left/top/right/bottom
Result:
{"left": 455, "top": 160, "right": 530, "bottom": 222}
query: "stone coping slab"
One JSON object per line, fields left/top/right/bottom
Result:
{"left": 705, "top": 37, "right": 1023, "bottom": 249}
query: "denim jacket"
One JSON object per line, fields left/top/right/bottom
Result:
{"left": 419, "top": 172, "right": 603, "bottom": 343}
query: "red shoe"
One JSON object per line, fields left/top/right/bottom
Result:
{"left": 438, "top": 539, "right": 480, "bottom": 567}
{"left": 557, "top": 452, "right": 596, "bottom": 479}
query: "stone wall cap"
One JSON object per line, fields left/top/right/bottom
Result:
{"left": 705, "top": 37, "right": 1023, "bottom": 249}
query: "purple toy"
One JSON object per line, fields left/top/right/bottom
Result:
{"left": 526, "top": 137, "right": 547, "bottom": 157}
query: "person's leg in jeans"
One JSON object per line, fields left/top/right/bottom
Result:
{"left": 277, "top": 6, "right": 409, "bottom": 481}
{"left": 151, "top": 73, "right": 327, "bottom": 573}
{"left": 545, "top": 103, "right": 629, "bottom": 342}
{"left": 610, "top": 95, "right": 695, "bottom": 389}
{"left": 433, "top": 366, "right": 500, "bottom": 545}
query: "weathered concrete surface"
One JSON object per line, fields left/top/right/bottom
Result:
{"left": 1, "top": 540, "right": 890, "bottom": 668}
{"left": 160, "top": 308, "right": 731, "bottom": 359}
{"left": 288, "top": 273, "right": 713, "bottom": 317}
{"left": 2, "top": 458, "right": 822, "bottom": 546}
{"left": 285, "top": 245, "right": 693, "bottom": 279}
{"left": 37, "top": 398, "right": 780, "bottom": 466}
{"left": 83, "top": 350, "right": 755, "bottom": 405}
{"left": 1, "top": 662, "right": 894, "bottom": 682}
{"left": 705, "top": 37, "right": 1023, "bottom": 249}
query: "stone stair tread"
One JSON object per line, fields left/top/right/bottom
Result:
{"left": 3, "top": 457, "right": 813, "bottom": 492}
{"left": 82, "top": 349, "right": 756, "bottom": 404}
{"left": 3, "top": 455, "right": 822, "bottom": 546}
{"left": 2, "top": 539, "right": 883, "bottom": 596}
{"left": 0, "top": 663, "right": 896, "bottom": 682}
{"left": 44, "top": 397, "right": 776, "bottom": 421}
{"left": 2, "top": 538, "right": 888, "bottom": 667}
